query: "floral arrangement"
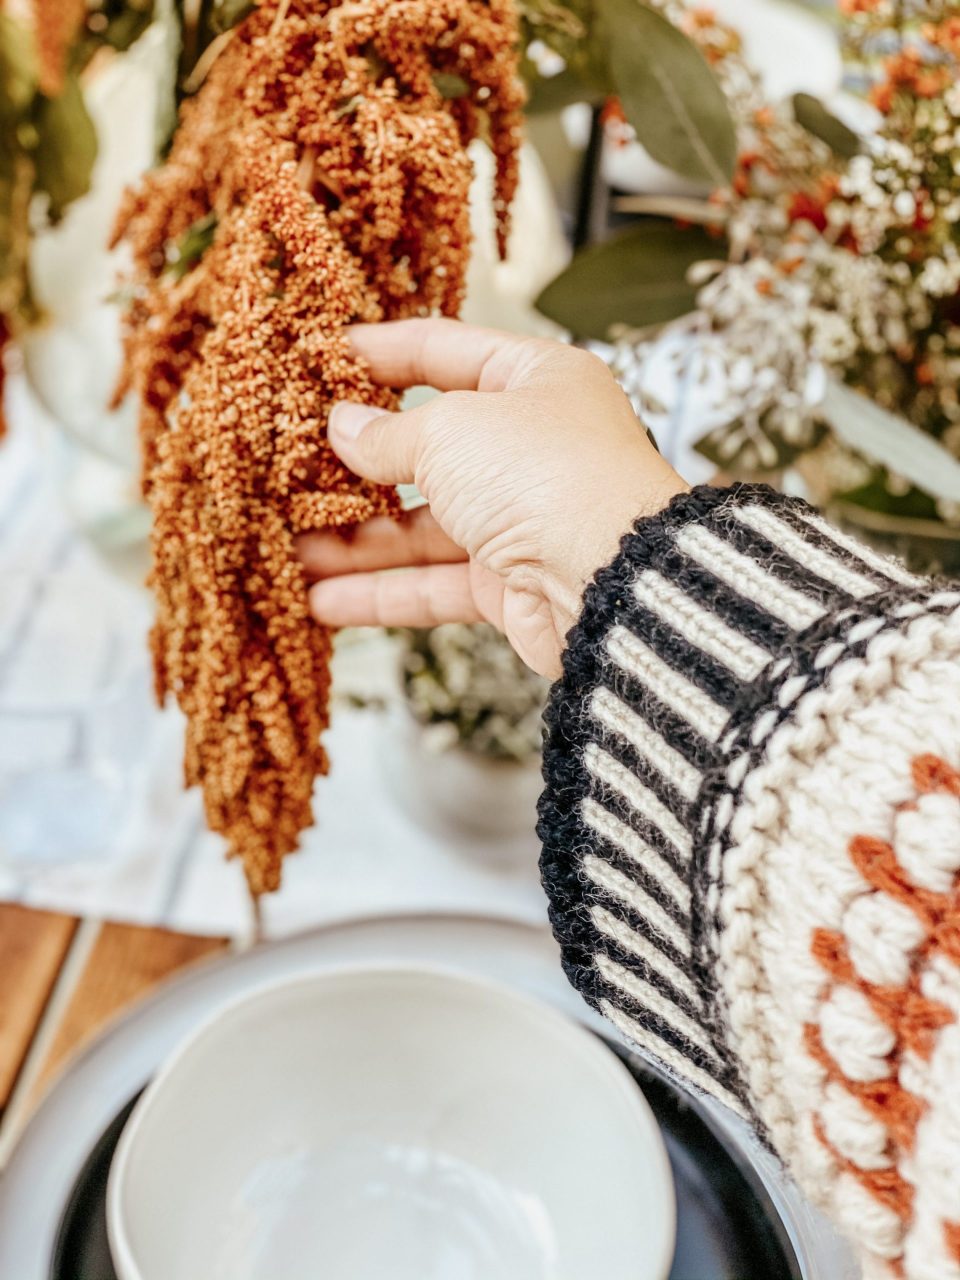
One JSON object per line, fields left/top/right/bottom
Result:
{"left": 399, "top": 625, "right": 549, "bottom": 763}
{"left": 0, "top": 0, "right": 145, "bottom": 433}
{"left": 535, "top": 0, "right": 960, "bottom": 539}
{"left": 0, "top": 0, "right": 257, "bottom": 436}
{"left": 114, "top": 0, "right": 522, "bottom": 896}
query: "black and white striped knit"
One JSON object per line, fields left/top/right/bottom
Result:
{"left": 538, "top": 482, "right": 960, "bottom": 1280}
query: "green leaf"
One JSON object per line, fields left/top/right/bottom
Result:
{"left": 518, "top": 0, "right": 588, "bottom": 44}
{"left": 600, "top": 0, "right": 737, "bottom": 186}
{"left": 210, "top": 0, "right": 257, "bottom": 35}
{"left": 0, "top": 13, "right": 38, "bottom": 115}
{"left": 432, "top": 72, "right": 470, "bottom": 99}
{"left": 822, "top": 378, "right": 960, "bottom": 503}
{"left": 792, "top": 92, "right": 860, "bottom": 159}
{"left": 33, "top": 73, "right": 98, "bottom": 222}
{"left": 524, "top": 65, "right": 602, "bottom": 114}
{"left": 535, "top": 219, "right": 723, "bottom": 340}
{"left": 834, "top": 477, "right": 939, "bottom": 521}
{"left": 165, "top": 212, "right": 218, "bottom": 280}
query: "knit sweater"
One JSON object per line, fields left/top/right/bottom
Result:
{"left": 538, "top": 482, "right": 960, "bottom": 1280}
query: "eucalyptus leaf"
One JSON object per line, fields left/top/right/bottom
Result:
{"left": 210, "top": 0, "right": 256, "bottom": 35}
{"left": 822, "top": 379, "right": 960, "bottom": 504}
{"left": 535, "top": 219, "right": 723, "bottom": 340}
{"left": 792, "top": 92, "right": 860, "bottom": 159}
{"left": 601, "top": 0, "right": 736, "bottom": 186}
{"left": 166, "top": 212, "right": 218, "bottom": 279}
{"left": 525, "top": 66, "right": 601, "bottom": 114}
{"left": 0, "top": 14, "right": 37, "bottom": 115}
{"left": 518, "top": 0, "right": 588, "bottom": 44}
{"left": 33, "top": 73, "right": 98, "bottom": 222}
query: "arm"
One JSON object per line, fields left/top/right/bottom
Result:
{"left": 299, "top": 319, "right": 960, "bottom": 1280}
{"left": 540, "top": 480, "right": 960, "bottom": 1280}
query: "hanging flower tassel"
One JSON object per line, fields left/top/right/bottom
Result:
{"left": 113, "top": 0, "right": 523, "bottom": 896}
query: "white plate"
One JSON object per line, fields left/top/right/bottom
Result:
{"left": 108, "top": 965, "right": 675, "bottom": 1280}
{"left": 0, "top": 912, "right": 851, "bottom": 1278}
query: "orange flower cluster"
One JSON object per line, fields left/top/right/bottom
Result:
{"left": 925, "top": 15, "right": 960, "bottom": 57}
{"left": 113, "top": 0, "right": 523, "bottom": 896}
{"left": 838, "top": 0, "right": 884, "bottom": 14}
{"left": 679, "top": 6, "right": 742, "bottom": 65}
{"left": 872, "top": 47, "right": 951, "bottom": 113}
{"left": 33, "top": 0, "right": 87, "bottom": 96}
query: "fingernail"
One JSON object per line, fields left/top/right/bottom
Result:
{"left": 329, "top": 401, "right": 380, "bottom": 440}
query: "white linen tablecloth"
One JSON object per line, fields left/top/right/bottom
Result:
{"left": 0, "top": 382, "right": 546, "bottom": 939}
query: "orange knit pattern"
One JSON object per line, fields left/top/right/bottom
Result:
{"left": 113, "top": 0, "right": 523, "bottom": 896}
{"left": 806, "top": 754, "right": 960, "bottom": 1270}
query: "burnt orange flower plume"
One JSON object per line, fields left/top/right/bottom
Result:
{"left": 113, "top": 0, "right": 523, "bottom": 896}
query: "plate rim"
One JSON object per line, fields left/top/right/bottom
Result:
{"left": 0, "top": 909, "right": 848, "bottom": 1279}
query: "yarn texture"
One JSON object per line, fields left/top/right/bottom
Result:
{"left": 539, "top": 481, "right": 960, "bottom": 1279}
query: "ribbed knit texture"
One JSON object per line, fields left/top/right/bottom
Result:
{"left": 539, "top": 481, "right": 960, "bottom": 1278}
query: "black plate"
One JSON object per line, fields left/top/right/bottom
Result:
{"left": 51, "top": 1047, "right": 801, "bottom": 1280}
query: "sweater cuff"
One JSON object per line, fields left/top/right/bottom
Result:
{"left": 537, "top": 481, "right": 925, "bottom": 1115}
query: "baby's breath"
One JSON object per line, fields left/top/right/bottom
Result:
{"left": 609, "top": 2, "right": 960, "bottom": 516}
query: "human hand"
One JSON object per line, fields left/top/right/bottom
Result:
{"left": 298, "top": 318, "right": 686, "bottom": 677}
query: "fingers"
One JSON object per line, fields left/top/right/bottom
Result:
{"left": 328, "top": 319, "right": 568, "bottom": 485}
{"left": 308, "top": 563, "right": 483, "bottom": 629}
{"left": 346, "top": 317, "right": 549, "bottom": 393}
{"left": 328, "top": 387, "right": 503, "bottom": 487}
{"left": 327, "top": 398, "right": 432, "bottom": 486}
{"left": 296, "top": 508, "right": 465, "bottom": 581}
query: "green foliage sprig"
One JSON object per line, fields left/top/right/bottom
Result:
{"left": 0, "top": 3, "right": 158, "bottom": 325}
{"left": 537, "top": 218, "right": 726, "bottom": 340}
{"left": 522, "top": 0, "right": 736, "bottom": 184}
{"left": 522, "top": 0, "right": 747, "bottom": 338}
{"left": 0, "top": 0, "right": 257, "bottom": 347}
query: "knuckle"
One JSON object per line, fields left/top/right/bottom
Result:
{"left": 520, "top": 340, "right": 608, "bottom": 389}
{"left": 423, "top": 390, "right": 477, "bottom": 446}
{"left": 502, "top": 336, "right": 556, "bottom": 383}
{"left": 438, "top": 388, "right": 476, "bottom": 417}
{"left": 568, "top": 346, "right": 611, "bottom": 381}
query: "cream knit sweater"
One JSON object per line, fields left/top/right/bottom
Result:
{"left": 539, "top": 482, "right": 960, "bottom": 1280}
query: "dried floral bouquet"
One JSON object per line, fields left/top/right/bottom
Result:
{"left": 113, "top": 0, "right": 523, "bottom": 896}
{"left": 535, "top": 0, "right": 960, "bottom": 543}
{"left": 0, "top": 1, "right": 158, "bottom": 434}
{"left": 0, "top": 1, "right": 272, "bottom": 438}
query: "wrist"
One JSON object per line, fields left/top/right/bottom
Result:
{"left": 557, "top": 461, "right": 687, "bottom": 631}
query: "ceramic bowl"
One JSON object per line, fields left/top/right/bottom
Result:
{"left": 107, "top": 965, "right": 675, "bottom": 1280}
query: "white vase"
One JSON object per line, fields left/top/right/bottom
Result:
{"left": 24, "top": 8, "right": 177, "bottom": 454}
{"left": 379, "top": 709, "right": 544, "bottom": 847}
{"left": 20, "top": 10, "right": 177, "bottom": 588}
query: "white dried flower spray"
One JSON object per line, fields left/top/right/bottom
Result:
{"left": 605, "top": 1, "right": 960, "bottom": 525}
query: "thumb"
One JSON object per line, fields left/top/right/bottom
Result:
{"left": 327, "top": 399, "right": 428, "bottom": 486}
